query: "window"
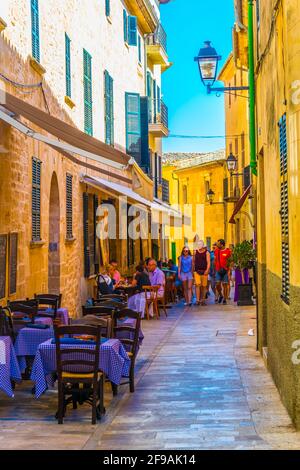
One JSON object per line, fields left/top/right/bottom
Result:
{"left": 241, "top": 132, "right": 245, "bottom": 168}
{"left": 182, "top": 185, "right": 188, "bottom": 204}
{"left": 66, "top": 173, "right": 73, "bottom": 239}
{"left": 31, "top": 0, "right": 40, "bottom": 62}
{"left": 65, "top": 34, "right": 71, "bottom": 98}
{"left": 83, "top": 193, "right": 99, "bottom": 278}
{"left": 125, "top": 92, "right": 141, "bottom": 161}
{"left": 104, "top": 70, "right": 114, "bottom": 145}
{"left": 235, "top": 137, "right": 239, "bottom": 170}
{"left": 138, "top": 35, "right": 142, "bottom": 63}
{"left": 279, "top": 114, "right": 290, "bottom": 304}
{"left": 105, "top": 0, "right": 110, "bottom": 17}
{"left": 83, "top": 49, "right": 93, "bottom": 136}
{"left": 32, "top": 157, "right": 41, "bottom": 241}
{"left": 123, "top": 10, "right": 137, "bottom": 46}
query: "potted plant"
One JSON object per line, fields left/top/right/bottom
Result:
{"left": 229, "top": 241, "right": 256, "bottom": 306}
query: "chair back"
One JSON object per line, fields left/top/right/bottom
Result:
{"left": 143, "top": 285, "right": 159, "bottom": 302}
{"left": 7, "top": 299, "right": 39, "bottom": 323}
{"left": 0, "top": 307, "right": 15, "bottom": 341}
{"left": 35, "top": 293, "right": 62, "bottom": 308}
{"left": 95, "top": 293, "right": 128, "bottom": 302}
{"left": 75, "top": 315, "right": 113, "bottom": 338}
{"left": 113, "top": 308, "right": 141, "bottom": 360}
{"left": 93, "top": 299, "right": 127, "bottom": 310}
{"left": 34, "top": 294, "right": 60, "bottom": 319}
{"left": 54, "top": 324, "right": 101, "bottom": 380}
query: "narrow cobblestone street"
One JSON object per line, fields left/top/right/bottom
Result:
{"left": 1, "top": 298, "right": 300, "bottom": 450}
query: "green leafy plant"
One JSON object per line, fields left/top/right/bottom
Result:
{"left": 229, "top": 241, "right": 256, "bottom": 284}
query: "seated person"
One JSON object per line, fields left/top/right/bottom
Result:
{"left": 132, "top": 265, "right": 150, "bottom": 293}
{"left": 97, "top": 265, "right": 114, "bottom": 295}
{"left": 127, "top": 265, "right": 150, "bottom": 316}
{"left": 148, "top": 259, "right": 165, "bottom": 298}
{"left": 109, "top": 259, "right": 121, "bottom": 287}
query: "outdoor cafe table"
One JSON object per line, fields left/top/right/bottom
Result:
{"left": 0, "top": 336, "right": 22, "bottom": 397}
{"left": 14, "top": 327, "right": 54, "bottom": 372}
{"left": 31, "top": 338, "right": 131, "bottom": 398}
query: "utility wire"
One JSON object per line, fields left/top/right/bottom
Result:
{"left": 169, "top": 133, "right": 248, "bottom": 139}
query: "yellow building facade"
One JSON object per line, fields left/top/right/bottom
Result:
{"left": 0, "top": 0, "right": 171, "bottom": 317}
{"left": 254, "top": 0, "right": 300, "bottom": 428}
{"left": 162, "top": 151, "right": 226, "bottom": 261}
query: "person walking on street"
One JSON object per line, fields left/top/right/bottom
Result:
{"left": 193, "top": 240, "right": 210, "bottom": 306}
{"left": 208, "top": 242, "right": 218, "bottom": 303}
{"left": 215, "top": 239, "right": 232, "bottom": 305}
{"left": 178, "top": 246, "right": 193, "bottom": 306}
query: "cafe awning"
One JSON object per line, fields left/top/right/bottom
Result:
{"left": 229, "top": 185, "right": 252, "bottom": 224}
{"left": 81, "top": 174, "right": 152, "bottom": 208}
{"left": 1, "top": 92, "right": 130, "bottom": 169}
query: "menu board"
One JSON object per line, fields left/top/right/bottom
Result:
{"left": 0, "top": 234, "right": 7, "bottom": 299}
{"left": 9, "top": 232, "right": 18, "bottom": 295}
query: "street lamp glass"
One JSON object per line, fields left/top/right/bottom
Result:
{"left": 194, "top": 41, "right": 221, "bottom": 87}
{"left": 207, "top": 188, "right": 215, "bottom": 204}
{"left": 226, "top": 153, "right": 238, "bottom": 173}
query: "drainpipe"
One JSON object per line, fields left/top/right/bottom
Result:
{"left": 248, "top": 0, "right": 257, "bottom": 176}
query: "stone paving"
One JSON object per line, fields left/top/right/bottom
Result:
{"left": 0, "top": 297, "right": 300, "bottom": 450}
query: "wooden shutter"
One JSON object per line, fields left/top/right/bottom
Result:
{"left": 128, "top": 16, "right": 137, "bottom": 46}
{"left": 93, "top": 195, "right": 99, "bottom": 273}
{"left": 83, "top": 49, "right": 93, "bottom": 136}
{"left": 147, "top": 72, "right": 153, "bottom": 123}
{"left": 32, "top": 157, "right": 41, "bottom": 241}
{"left": 105, "top": 0, "right": 110, "bottom": 17}
{"left": 140, "top": 96, "right": 149, "bottom": 171}
{"left": 123, "top": 10, "right": 128, "bottom": 43}
{"left": 243, "top": 165, "right": 251, "bottom": 190}
{"left": 138, "top": 35, "right": 142, "bottom": 63}
{"left": 65, "top": 34, "right": 71, "bottom": 98}
{"left": 31, "top": 0, "right": 40, "bottom": 62}
{"left": 104, "top": 70, "right": 114, "bottom": 145}
{"left": 125, "top": 92, "right": 141, "bottom": 161}
{"left": 279, "top": 114, "right": 290, "bottom": 303}
{"left": 66, "top": 173, "right": 73, "bottom": 239}
{"left": 153, "top": 79, "right": 157, "bottom": 123}
{"left": 83, "top": 192, "right": 90, "bottom": 278}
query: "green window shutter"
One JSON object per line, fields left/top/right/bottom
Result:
{"left": 105, "top": 0, "right": 110, "bottom": 17}
{"left": 83, "top": 192, "right": 90, "bottom": 278}
{"left": 140, "top": 96, "right": 149, "bottom": 171}
{"left": 138, "top": 35, "right": 142, "bottom": 63}
{"left": 279, "top": 113, "right": 290, "bottom": 304}
{"left": 32, "top": 157, "right": 41, "bottom": 241}
{"left": 153, "top": 79, "right": 157, "bottom": 123}
{"left": 66, "top": 173, "right": 73, "bottom": 239}
{"left": 128, "top": 16, "right": 137, "bottom": 46}
{"left": 147, "top": 72, "right": 153, "bottom": 123}
{"left": 83, "top": 49, "right": 93, "bottom": 136}
{"left": 125, "top": 92, "right": 141, "bottom": 162}
{"left": 123, "top": 10, "right": 128, "bottom": 43}
{"left": 104, "top": 70, "right": 114, "bottom": 145}
{"left": 65, "top": 34, "right": 71, "bottom": 98}
{"left": 31, "top": 0, "right": 40, "bottom": 62}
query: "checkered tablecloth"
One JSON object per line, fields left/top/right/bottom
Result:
{"left": 14, "top": 327, "right": 54, "bottom": 372}
{"left": 0, "top": 336, "right": 22, "bottom": 397}
{"left": 36, "top": 308, "right": 69, "bottom": 325}
{"left": 31, "top": 338, "right": 131, "bottom": 398}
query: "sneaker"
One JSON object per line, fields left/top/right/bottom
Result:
{"left": 215, "top": 298, "right": 219, "bottom": 304}
{"left": 184, "top": 302, "right": 188, "bottom": 306}
{"left": 188, "top": 303, "right": 192, "bottom": 307}
{"left": 218, "top": 295, "right": 223, "bottom": 304}
{"left": 223, "top": 299, "right": 227, "bottom": 305}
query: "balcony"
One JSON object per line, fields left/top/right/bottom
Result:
{"left": 125, "top": 0, "right": 158, "bottom": 33}
{"left": 146, "top": 24, "right": 172, "bottom": 71}
{"left": 162, "top": 178, "right": 170, "bottom": 203}
{"left": 223, "top": 177, "right": 240, "bottom": 202}
{"left": 148, "top": 99, "right": 169, "bottom": 137}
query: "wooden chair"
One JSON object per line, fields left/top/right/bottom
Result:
{"left": 34, "top": 294, "right": 60, "bottom": 321}
{"left": 157, "top": 290, "right": 168, "bottom": 318}
{"left": 143, "top": 285, "right": 159, "bottom": 320}
{"left": 54, "top": 324, "right": 105, "bottom": 425}
{"left": 7, "top": 300, "right": 39, "bottom": 325}
{"left": 35, "top": 293, "right": 62, "bottom": 308}
{"left": 112, "top": 308, "right": 141, "bottom": 393}
{"left": 93, "top": 299, "right": 127, "bottom": 311}
{"left": 82, "top": 305, "right": 115, "bottom": 318}
{"left": 74, "top": 315, "right": 113, "bottom": 339}
{"left": 95, "top": 293, "right": 128, "bottom": 303}
{"left": 0, "top": 307, "right": 15, "bottom": 341}
{"left": 165, "top": 276, "right": 176, "bottom": 304}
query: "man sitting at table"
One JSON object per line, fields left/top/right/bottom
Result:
{"left": 148, "top": 259, "right": 165, "bottom": 298}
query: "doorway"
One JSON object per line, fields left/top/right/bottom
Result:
{"left": 48, "top": 173, "right": 60, "bottom": 294}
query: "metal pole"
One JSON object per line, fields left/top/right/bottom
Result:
{"left": 248, "top": 0, "right": 257, "bottom": 176}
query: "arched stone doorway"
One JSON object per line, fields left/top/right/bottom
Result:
{"left": 48, "top": 173, "right": 60, "bottom": 294}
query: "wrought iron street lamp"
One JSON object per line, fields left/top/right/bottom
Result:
{"left": 207, "top": 188, "right": 224, "bottom": 205}
{"left": 195, "top": 41, "right": 249, "bottom": 96}
{"left": 226, "top": 152, "right": 244, "bottom": 177}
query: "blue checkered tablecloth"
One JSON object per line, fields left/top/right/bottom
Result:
{"left": 31, "top": 338, "right": 131, "bottom": 398}
{"left": 0, "top": 336, "right": 22, "bottom": 397}
{"left": 14, "top": 327, "right": 54, "bottom": 372}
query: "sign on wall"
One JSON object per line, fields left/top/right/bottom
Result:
{"left": 0, "top": 235, "right": 7, "bottom": 299}
{"left": 9, "top": 233, "right": 18, "bottom": 295}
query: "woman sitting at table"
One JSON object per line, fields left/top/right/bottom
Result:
{"left": 97, "top": 265, "right": 115, "bottom": 295}
{"left": 127, "top": 265, "right": 150, "bottom": 316}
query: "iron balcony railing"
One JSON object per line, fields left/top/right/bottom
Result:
{"left": 148, "top": 99, "right": 168, "bottom": 129}
{"left": 162, "top": 178, "right": 170, "bottom": 203}
{"left": 146, "top": 23, "right": 167, "bottom": 54}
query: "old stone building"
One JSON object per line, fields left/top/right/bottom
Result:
{"left": 0, "top": 0, "right": 172, "bottom": 316}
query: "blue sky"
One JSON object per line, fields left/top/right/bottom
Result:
{"left": 161, "top": 0, "right": 235, "bottom": 154}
